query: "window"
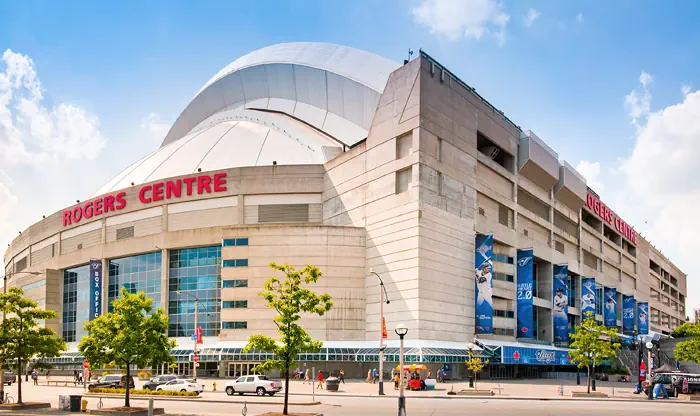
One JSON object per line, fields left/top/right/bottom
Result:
{"left": 517, "top": 188, "right": 549, "bottom": 222}
{"left": 223, "top": 279, "right": 248, "bottom": 288}
{"left": 498, "top": 204, "right": 510, "bottom": 227}
{"left": 494, "top": 309, "right": 515, "bottom": 318}
{"left": 258, "top": 204, "right": 309, "bottom": 223}
{"left": 568, "top": 275, "right": 578, "bottom": 308}
{"left": 492, "top": 254, "right": 514, "bottom": 264}
{"left": 222, "top": 321, "right": 247, "bottom": 329}
{"left": 492, "top": 272, "right": 514, "bottom": 283}
{"left": 583, "top": 250, "right": 598, "bottom": 270}
{"left": 15, "top": 256, "right": 27, "bottom": 272}
{"left": 554, "top": 240, "right": 565, "bottom": 254}
{"left": 223, "top": 238, "right": 249, "bottom": 247}
{"left": 223, "top": 259, "right": 248, "bottom": 268}
{"left": 477, "top": 131, "right": 514, "bottom": 172}
{"left": 396, "top": 132, "right": 412, "bottom": 159}
{"left": 108, "top": 252, "right": 163, "bottom": 312}
{"left": 168, "top": 246, "right": 222, "bottom": 337}
{"left": 223, "top": 300, "right": 248, "bottom": 309}
{"left": 22, "top": 280, "right": 46, "bottom": 291}
{"left": 62, "top": 264, "right": 91, "bottom": 342}
{"left": 595, "top": 284, "right": 603, "bottom": 316}
{"left": 395, "top": 168, "right": 412, "bottom": 194}
{"left": 493, "top": 328, "right": 515, "bottom": 336}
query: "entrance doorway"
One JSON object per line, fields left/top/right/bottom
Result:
{"left": 227, "top": 362, "right": 260, "bottom": 378}
{"left": 177, "top": 362, "right": 192, "bottom": 377}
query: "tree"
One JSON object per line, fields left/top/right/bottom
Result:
{"left": 243, "top": 263, "right": 333, "bottom": 415}
{"left": 569, "top": 312, "right": 621, "bottom": 394}
{"left": 465, "top": 355, "right": 489, "bottom": 389}
{"left": 674, "top": 323, "right": 700, "bottom": 363}
{"left": 0, "top": 287, "right": 66, "bottom": 404}
{"left": 79, "top": 288, "right": 175, "bottom": 407}
{"left": 672, "top": 322, "right": 698, "bottom": 339}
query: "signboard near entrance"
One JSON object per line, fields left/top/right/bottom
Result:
{"left": 83, "top": 360, "right": 89, "bottom": 369}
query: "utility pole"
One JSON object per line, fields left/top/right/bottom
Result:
{"left": 370, "top": 270, "right": 390, "bottom": 396}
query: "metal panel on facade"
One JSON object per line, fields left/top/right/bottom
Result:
{"left": 264, "top": 64, "right": 296, "bottom": 101}
{"left": 518, "top": 130, "right": 559, "bottom": 191}
{"left": 293, "top": 65, "right": 327, "bottom": 110}
{"left": 554, "top": 160, "right": 587, "bottom": 211}
{"left": 239, "top": 65, "right": 269, "bottom": 101}
{"left": 216, "top": 71, "right": 246, "bottom": 108}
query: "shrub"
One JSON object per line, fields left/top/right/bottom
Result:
{"left": 137, "top": 370, "right": 152, "bottom": 380}
{"left": 89, "top": 387, "right": 197, "bottom": 397}
{"left": 101, "top": 371, "right": 110, "bottom": 377}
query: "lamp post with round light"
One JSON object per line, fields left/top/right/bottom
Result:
{"left": 395, "top": 324, "right": 408, "bottom": 416}
{"left": 176, "top": 290, "right": 200, "bottom": 380}
{"left": 467, "top": 342, "right": 475, "bottom": 388}
{"left": 370, "top": 269, "right": 390, "bottom": 396}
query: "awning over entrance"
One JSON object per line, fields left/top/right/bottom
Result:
{"left": 476, "top": 338, "right": 575, "bottom": 366}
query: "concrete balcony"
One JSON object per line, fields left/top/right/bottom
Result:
{"left": 518, "top": 130, "right": 559, "bottom": 191}
{"left": 554, "top": 160, "right": 587, "bottom": 211}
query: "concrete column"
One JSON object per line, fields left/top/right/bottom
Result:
{"left": 237, "top": 194, "right": 245, "bottom": 224}
{"left": 162, "top": 205, "right": 169, "bottom": 232}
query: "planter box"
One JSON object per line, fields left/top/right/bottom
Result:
{"left": 0, "top": 402, "right": 51, "bottom": 411}
{"left": 457, "top": 389, "right": 495, "bottom": 396}
{"left": 90, "top": 407, "right": 165, "bottom": 416}
{"left": 570, "top": 391, "right": 609, "bottom": 398}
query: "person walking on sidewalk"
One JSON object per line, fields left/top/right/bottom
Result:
{"left": 317, "top": 370, "right": 325, "bottom": 389}
{"left": 393, "top": 373, "right": 400, "bottom": 390}
{"left": 366, "top": 369, "right": 372, "bottom": 383}
{"left": 339, "top": 369, "right": 345, "bottom": 384}
{"left": 304, "top": 368, "right": 310, "bottom": 384}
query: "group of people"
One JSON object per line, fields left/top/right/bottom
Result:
{"left": 365, "top": 368, "right": 380, "bottom": 383}
{"left": 299, "top": 368, "right": 345, "bottom": 388}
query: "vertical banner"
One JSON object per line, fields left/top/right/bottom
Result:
{"left": 638, "top": 302, "right": 649, "bottom": 335}
{"left": 552, "top": 265, "right": 569, "bottom": 343}
{"left": 89, "top": 259, "right": 102, "bottom": 320}
{"left": 196, "top": 326, "right": 203, "bottom": 344}
{"left": 474, "top": 234, "right": 494, "bottom": 334}
{"left": 382, "top": 317, "right": 388, "bottom": 339}
{"left": 604, "top": 287, "right": 617, "bottom": 327}
{"left": 516, "top": 249, "right": 534, "bottom": 338}
{"left": 580, "top": 277, "right": 596, "bottom": 318}
{"left": 622, "top": 295, "right": 635, "bottom": 334}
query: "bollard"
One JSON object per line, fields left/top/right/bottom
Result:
{"left": 612, "top": 387, "right": 615, "bottom": 397}
{"left": 648, "top": 382, "right": 654, "bottom": 400}
{"left": 213, "top": 381, "right": 216, "bottom": 391}
{"left": 81, "top": 398, "right": 88, "bottom": 413}
{"left": 148, "top": 398, "right": 154, "bottom": 416}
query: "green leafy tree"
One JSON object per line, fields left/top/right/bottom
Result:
{"left": 671, "top": 322, "right": 698, "bottom": 339}
{"left": 0, "top": 287, "right": 66, "bottom": 404}
{"left": 674, "top": 323, "right": 700, "bottom": 363}
{"left": 569, "top": 312, "right": 621, "bottom": 393}
{"left": 79, "top": 288, "right": 175, "bottom": 407}
{"left": 465, "top": 355, "right": 489, "bottom": 389}
{"left": 243, "top": 263, "right": 333, "bottom": 415}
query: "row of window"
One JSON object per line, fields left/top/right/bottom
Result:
{"left": 223, "top": 238, "right": 249, "bottom": 247}
{"left": 222, "top": 321, "right": 248, "bottom": 329}
{"left": 223, "top": 259, "right": 248, "bottom": 268}
{"left": 494, "top": 309, "right": 515, "bottom": 318}
{"left": 22, "top": 280, "right": 46, "bottom": 291}
{"left": 492, "top": 254, "right": 514, "bottom": 264}
{"left": 223, "top": 300, "right": 248, "bottom": 309}
{"left": 492, "top": 272, "right": 514, "bottom": 283}
{"left": 223, "top": 279, "right": 248, "bottom": 288}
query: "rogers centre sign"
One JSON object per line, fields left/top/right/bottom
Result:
{"left": 586, "top": 192, "right": 637, "bottom": 244}
{"left": 63, "top": 173, "right": 228, "bottom": 227}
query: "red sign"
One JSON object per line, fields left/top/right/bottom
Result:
{"left": 382, "top": 318, "right": 387, "bottom": 339}
{"left": 193, "top": 354, "right": 199, "bottom": 363}
{"left": 586, "top": 192, "right": 637, "bottom": 244}
{"left": 196, "top": 326, "right": 203, "bottom": 344}
{"left": 62, "top": 173, "right": 228, "bottom": 227}
{"left": 83, "top": 360, "right": 89, "bottom": 369}
{"left": 513, "top": 351, "right": 520, "bottom": 361}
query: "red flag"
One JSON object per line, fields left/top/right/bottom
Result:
{"left": 196, "top": 326, "right": 203, "bottom": 344}
{"left": 382, "top": 318, "right": 388, "bottom": 339}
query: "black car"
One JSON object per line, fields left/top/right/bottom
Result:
{"left": 88, "top": 374, "right": 135, "bottom": 390}
{"left": 3, "top": 372, "right": 15, "bottom": 386}
{"left": 142, "top": 374, "right": 177, "bottom": 390}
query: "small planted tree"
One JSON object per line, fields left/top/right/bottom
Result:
{"left": 79, "top": 288, "right": 175, "bottom": 407}
{"left": 674, "top": 323, "right": 700, "bottom": 363}
{"left": 0, "top": 287, "right": 66, "bottom": 404}
{"left": 465, "top": 355, "right": 489, "bottom": 389}
{"left": 569, "top": 312, "right": 621, "bottom": 393}
{"left": 244, "top": 263, "right": 333, "bottom": 415}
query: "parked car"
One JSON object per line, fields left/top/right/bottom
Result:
{"left": 3, "top": 372, "right": 15, "bottom": 386}
{"left": 87, "top": 374, "right": 135, "bottom": 390}
{"left": 224, "top": 375, "right": 282, "bottom": 397}
{"left": 155, "top": 379, "right": 203, "bottom": 394}
{"left": 142, "top": 374, "right": 177, "bottom": 390}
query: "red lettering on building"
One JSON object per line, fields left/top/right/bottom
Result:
{"left": 586, "top": 192, "right": 637, "bottom": 244}
{"left": 61, "top": 173, "right": 228, "bottom": 227}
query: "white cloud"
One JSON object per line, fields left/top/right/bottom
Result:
{"left": 0, "top": 49, "right": 106, "bottom": 165}
{"left": 0, "top": 174, "right": 18, "bottom": 262}
{"left": 575, "top": 160, "right": 603, "bottom": 193}
{"left": 682, "top": 83, "right": 692, "bottom": 96}
{"left": 140, "top": 113, "right": 170, "bottom": 141}
{"left": 577, "top": 12, "right": 584, "bottom": 23}
{"left": 524, "top": 8, "right": 540, "bottom": 28}
{"left": 625, "top": 71, "right": 654, "bottom": 126}
{"left": 412, "top": 0, "right": 510, "bottom": 45}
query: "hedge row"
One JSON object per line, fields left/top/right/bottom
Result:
{"left": 89, "top": 388, "right": 198, "bottom": 397}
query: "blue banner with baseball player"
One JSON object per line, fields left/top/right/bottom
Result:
{"left": 552, "top": 264, "right": 569, "bottom": 344}
{"left": 89, "top": 259, "right": 102, "bottom": 321}
{"left": 638, "top": 302, "right": 649, "bottom": 335}
{"left": 580, "top": 277, "right": 596, "bottom": 318}
{"left": 604, "top": 286, "right": 617, "bottom": 327}
{"left": 516, "top": 249, "right": 534, "bottom": 338}
{"left": 475, "top": 234, "right": 493, "bottom": 334}
{"left": 622, "top": 295, "right": 635, "bottom": 334}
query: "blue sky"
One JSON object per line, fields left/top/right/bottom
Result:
{"left": 1, "top": 0, "right": 699, "bottom": 313}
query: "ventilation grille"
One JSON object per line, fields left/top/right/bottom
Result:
{"left": 258, "top": 204, "right": 309, "bottom": 223}
{"left": 478, "top": 207, "right": 485, "bottom": 216}
{"left": 498, "top": 204, "right": 509, "bottom": 227}
{"left": 116, "top": 226, "right": 135, "bottom": 241}
{"left": 77, "top": 244, "right": 83, "bottom": 250}
{"left": 523, "top": 229, "right": 529, "bottom": 237}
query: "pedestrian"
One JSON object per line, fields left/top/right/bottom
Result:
{"left": 391, "top": 368, "right": 395, "bottom": 381}
{"left": 428, "top": 369, "right": 432, "bottom": 379}
{"left": 393, "top": 373, "right": 400, "bottom": 390}
{"left": 317, "top": 370, "right": 325, "bottom": 389}
{"left": 31, "top": 370, "right": 38, "bottom": 385}
{"left": 366, "top": 369, "right": 372, "bottom": 383}
{"left": 304, "top": 368, "right": 310, "bottom": 384}
{"left": 78, "top": 372, "right": 83, "bottom": 383}
{"left": 339, "top": 368, "right": 345, "bottom": 384}
{"left": 74, "top": 370, "right": 79, "bottom": 383}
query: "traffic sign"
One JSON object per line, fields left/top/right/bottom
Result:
{"left": 193, "top": 354, "right": 199, "bottom": 363}
{"left": 195, "top": 362, "right": 200, "bottom": 368}
{"left": 513, "top": 351, "right": 520, "bottom": 361}
{"left": 83, "top": 360, "right": 89, "bottom": 369}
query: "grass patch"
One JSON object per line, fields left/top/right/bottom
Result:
{"left": 89, "top": 388, "right": 197, "bottom": 397}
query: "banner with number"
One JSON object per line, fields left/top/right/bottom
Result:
{"left": 89, "top": 259, "right": 102, "bottom": 320}
{"left": 516, "top": 249, "right": 534, "bottom": 338}
{"left": 580, "top": 277, "right": 596, "bottom": 318}
{"left": 475, "top": 234, "right": 493, "bottom": 334}
{"left": 622, "top": 295, "right": 635, "bottom": 334}
{"left": 604, "top": 287, "right": 617, "bottom": 327}
{"left": 552, "top": 264, "right": 569, "bottom": 343}
{"left": 638, "top": 302, "right": 649, "bottom": 335}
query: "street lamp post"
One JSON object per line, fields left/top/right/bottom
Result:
{"left": 177, "top": 290, "right": 200, "bottom": 381}
{"left": 370, "top": 269, "right": 390, "bottom": 396}
{"left": 646, "top": 341, "right": 654, "bottom": 400}
{"left": 395, "top": 324, "right": 408, "bottom": 416}
{"left": 467, "top": 343, "right": 475, "bottom": 388}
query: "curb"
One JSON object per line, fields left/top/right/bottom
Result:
{"left": 84, "top": 394, "right": 321, "bottom": 406}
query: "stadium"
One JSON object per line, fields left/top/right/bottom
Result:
{"left": 3, "top": 42, "right": 687, "bottom": 379}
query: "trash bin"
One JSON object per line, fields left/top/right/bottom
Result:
{"left": 326, "top": 377, "right": 340, "bottom": 392}
{"left": 469, "top": 376, "right": 474, "bottom": 388}
{"left": 69, "top": 395, "right": 82, "bottom": 412}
